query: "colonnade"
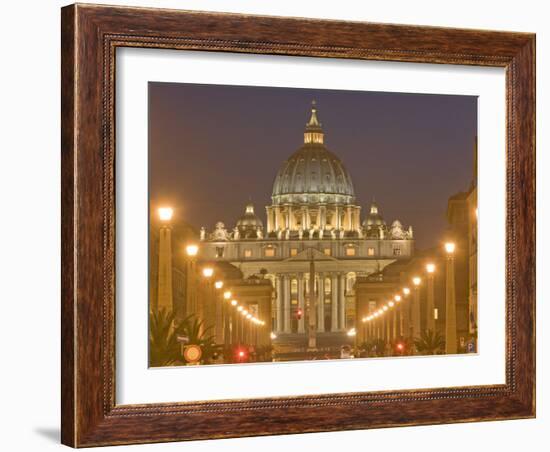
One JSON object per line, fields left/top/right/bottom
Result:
{"left": 274, "top": 272, "right": 347, "bottom": 334}
{"left": 266, "top": 205, "right": 361, "bottom": 233}
{"left": 361, "top": 299, "right": 418, "bottom": 343}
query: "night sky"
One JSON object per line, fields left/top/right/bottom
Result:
{"left": 149, "top": 82, "right": 477, "bottom": 250}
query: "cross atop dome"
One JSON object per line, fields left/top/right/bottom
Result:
{"left": 304, "top": 100, "right": 324, "bottom": 144}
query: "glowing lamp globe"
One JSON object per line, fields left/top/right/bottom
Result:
{"left": 445, "top": 242, "right": 456, "bottom": 254}
{"left": 186, "top": 244, "right": 199, "bottom": 257}
{"left": 158, "top": 207, "right": 173, "bottom": 221}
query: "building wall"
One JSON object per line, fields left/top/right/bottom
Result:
{"left": 447, "top": 195, "right": 473, "bottom": 343}
{"left": 467, "top": 188, "right": 478, "bottom": 336}
{"left": 355, "top": 280, "right": 398, "bottom": 344}
{"left": 200, "top": 237, "right": 413, "bottom": 262}
{"left": 224, "top": 279, "right": 273, "bottom": 347}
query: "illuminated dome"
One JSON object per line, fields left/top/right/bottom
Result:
{"left": 271, "top": 102, "right": 355, "bottom": 206}
{"left": 363, "top": 202, "right": 386, "bottom": 228}
{"left": 236, "top": 203, "right": 263, "bottom": 237}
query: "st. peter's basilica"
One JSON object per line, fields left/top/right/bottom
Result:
{"left": 197, "top": 102, "right": 414, "bottom": 338}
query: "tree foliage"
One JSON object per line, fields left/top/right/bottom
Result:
{"left": 414, "top": 330, "right": 445, "bottom": 355}
{"left": 149, "top": 309, "right": 220, "bottom": 366}
{"left": 149, "top": 309, "right": 180, "bottom": 367}
{"left": 178, "top": 315, "right": 220, "bottom": 364}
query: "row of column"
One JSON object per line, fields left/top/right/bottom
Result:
{"left": 274, "top": 272, "right": 347, "bottom": 334}
{"left": 364, "top": 304, "right": 406, "bottom": 342}
{"left": 266, "top": 205, "right": 361, "bottom": 233}
{"left": 223, "top": 303, "right": 263, "bottom": 347}
{"left": 362, "top": 289, "right": 422, "bottom": 343}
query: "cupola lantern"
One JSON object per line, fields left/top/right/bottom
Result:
{"left": 304, "top": 100, "right": 324, "bottom": 145}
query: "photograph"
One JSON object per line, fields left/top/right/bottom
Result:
{"left": 148, "top": 82, "right": 479, "bottom": 367}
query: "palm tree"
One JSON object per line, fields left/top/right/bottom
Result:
{"left": 414, "top": 330, "right": 445, "bottom": 355}
{"left": 149, "top": 309, "right": 180, "bottom": 367}
{"left": 174, "top": 315, "right": 220, "bottom": 364}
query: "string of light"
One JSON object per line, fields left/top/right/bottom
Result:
{"left": 183, "top": 237, "right": 268, "bottom": 327}
{"left": 361, "top": 244, "right": 455, "bottom": 326}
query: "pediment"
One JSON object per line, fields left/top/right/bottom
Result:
{"left": 285, "top": 247, "right": 337, "bottom": 262}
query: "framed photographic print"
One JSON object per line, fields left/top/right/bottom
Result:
{"left": 61, "top": 3, "right": 535, "bottom": 447}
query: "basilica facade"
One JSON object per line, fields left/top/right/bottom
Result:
{"left": 198, "top": 102, "right": 414, "bottom": 337}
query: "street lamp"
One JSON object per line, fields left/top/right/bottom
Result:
{"left": 394, "top": 294, "right": 402, "bottom": 337}
{"left": 426, "top": 263, "right": 436, "bottom": 332}
{"left": 445, "top": 242, "right": 456, "bottom": 254}
{"left": 158, "top": 207, "right": 173, "bottom": 222}
{"left": 236, "top": 308, "right": 245, "bottom": 344}
{"left": 384, "top": 303, "right": 391, "bottom": 340}
{"left": 402, "top": 287, "right": 411, "bottom": 337}
{"left": 411, "top": 277, "right": 421, "bottom": 340}
{"left": 156, "top": 207, "right": 173, "bottom": 313}
{"left": 202, "top": 267, "right": 214, "bottom": 278}
{"left": 184, "top": 243, "right": 199, "bottom": 317}
{"left": 185, "top": 244, "right": 199, "bottom": 257}
{"left": 213, "top": 280, "right": 224, "bottom": 343}
{"left": 445, "top": 242, "right": 457, "bottom": 354}
{"left": 200, "top": 266, "right": 214, "bottom": 341}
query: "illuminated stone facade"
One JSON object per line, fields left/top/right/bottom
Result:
{"left": 199, "top": 103, "right": 414, "bottom": 336}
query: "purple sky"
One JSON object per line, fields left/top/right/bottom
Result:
{"left": 149, "top": 82, "right": 477, "bottom": 249}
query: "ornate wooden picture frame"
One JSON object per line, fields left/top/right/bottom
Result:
{"left": 61, "top": 3, "right": 535, "bottom": 447}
